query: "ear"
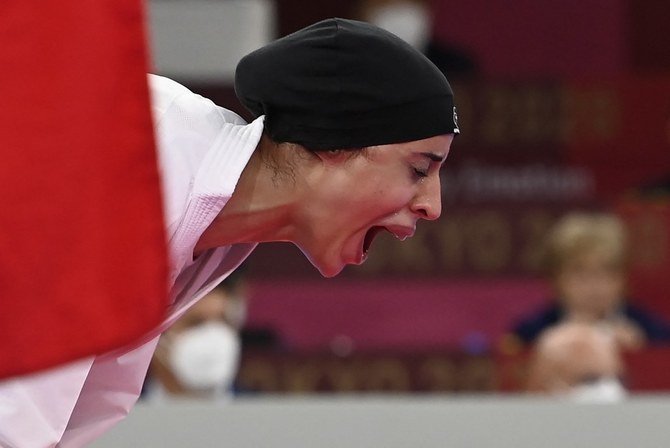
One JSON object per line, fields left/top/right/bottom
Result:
{"left": 314, "top": 148, "right": 364, "bottom": 166}
{"left": 313, "top": 149, "right": 347, "bottom": 164}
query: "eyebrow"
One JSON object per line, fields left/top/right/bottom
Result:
{"left": 420, "top": 152, "right": 447, "bottom": 163}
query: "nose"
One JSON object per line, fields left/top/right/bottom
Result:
{"left": 410, "top": 175, "right": 442, "bottom": 220}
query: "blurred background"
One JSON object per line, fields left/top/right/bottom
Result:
{"left": 142, "top": 0, "right": 670, "bottom": 400}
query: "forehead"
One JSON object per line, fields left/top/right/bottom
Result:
{"left": 169, "top": 291, "right": 229, "bottom": 332}
{"left": 374, "top": 134, "right": 454, "bottom": 157}
{"left": 184, "top": 290, "right": 228, "bottom": 317}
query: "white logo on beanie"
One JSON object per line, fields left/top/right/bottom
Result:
{"left": 453, "top": 107, "right": 460, "bottom": 133}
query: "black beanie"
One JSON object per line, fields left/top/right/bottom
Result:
{"left": 234, "top": 18, "right": 459, "bottom": 150}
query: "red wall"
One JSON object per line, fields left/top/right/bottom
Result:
{"left": 431, "top": 0, "right": 628, "bottom": 78}
{"left": 247, "top": 279, "right": 551, "bottom": 351}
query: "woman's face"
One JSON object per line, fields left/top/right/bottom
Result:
{"left": 295, "top": 134, "right": 454, "bottom": 277}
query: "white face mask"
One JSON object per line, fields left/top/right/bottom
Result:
{"left": 368, "top": 2, "right": 431, "bottom": 50}
{"left": 168, "top": 322, "right": 241, "bottom": 392}
{"left": 569, "top": 378, "right": 627, "bottom": 403}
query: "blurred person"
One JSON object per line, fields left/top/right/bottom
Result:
{"left": 146, "top": 278, "right": 244, "bottom": 401}
{"left": 526, "top": 322, "right": 626, "bottom": 403}
{"left": 359, "top": 0, "right": 432, "bottom": 51}
{"left": 357, "top": 0, "right": 478, "bottom": 79}
{"left": 0, "top": 18, "right": 459, "bottom": 446}
{"left": 512, "top": 213, "right": 670, "bottom": 351}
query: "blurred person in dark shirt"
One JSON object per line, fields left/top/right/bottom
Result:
{"left": 512, "top": 213, "right": 670, "bottom": 350}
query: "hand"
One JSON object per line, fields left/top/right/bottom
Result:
{"left": 609, "top": 319, "right": 646, "bottom": 351}
{"left": 149, "top": 333, "right": 189, "bottom": 394}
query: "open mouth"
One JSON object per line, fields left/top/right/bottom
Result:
{"left": 361, "top": 225, "right": 415, "bottom": 260}
{"left": 363, "top": 226, "right": 386, "bottom": 255}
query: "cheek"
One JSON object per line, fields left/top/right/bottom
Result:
{"left": 606, "top": 276, "right": 625, "bottom": 294}
{"left": 331, "top": 164, "right": 415, "bottom": 218}
{"left": 358, "top": 188, "right": 413, "bottom": 218}
{"left": 370, "top": 181, "right": 415, "bottom": 204}
{"left": 596, "top": 278, "right": 624, "bottom": 305}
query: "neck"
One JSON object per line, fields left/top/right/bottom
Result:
{"left": 193, "top": 136, "right": 303, "bottom": 256}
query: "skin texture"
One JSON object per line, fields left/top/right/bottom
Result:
{"left": 169, "top": 289, "right": 231, "bottom": 334}
{"left": 195, "top": 134, "right": 454, "bottom": 277}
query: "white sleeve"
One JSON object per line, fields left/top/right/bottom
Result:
{"left": 0, "top": 337, "right": 160, "bottom": 448}
{"left": 0, "top": 358, "right": 94, "bottom": 448}
{"left": 57, "top": 337, "right": 161, "bottom": 447}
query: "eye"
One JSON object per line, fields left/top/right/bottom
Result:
{"left": 412, "top": 166, "right": 429, "bottom": 178}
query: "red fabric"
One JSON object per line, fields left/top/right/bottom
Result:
{"left": 0, "top": 1, "right": 167, "bottom": 378}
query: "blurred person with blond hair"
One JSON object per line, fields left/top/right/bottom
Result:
{"left": 512, "top": 212, "right": 670, "bottom": 351}
{"left": 527, "top": 322, "right": 626, "bottom": 403}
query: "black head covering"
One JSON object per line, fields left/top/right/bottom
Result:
{"left": 235, "top": 18, "right": 459, "bottom": 150}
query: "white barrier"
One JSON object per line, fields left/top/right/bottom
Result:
{"left": 91, "top": 395, "right": 670, "bottom": 448}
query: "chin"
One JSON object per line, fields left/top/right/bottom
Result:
{"left": 307, "top": 254, "right": 345, "bottom": 278}
{"left": 295, "top": 243, "right": 346, "bottom": 278}
{"left": 313, "top": 259, "right": 345, "bottom": 278}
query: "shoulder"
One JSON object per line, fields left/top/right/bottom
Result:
{"left": 623, "top": 303, "right": 658, "bottom": 322}
{"left": 513, "top": 303, "right": 563, "bottom": 344}
{"left": 622, "top": 303, "right": 670, "bottom": 341}
{"left": 148, "top": 74, "right": 193, "bottom": 115}
{"left": 148, "top": 74, "right": 247, "bottom": 129}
